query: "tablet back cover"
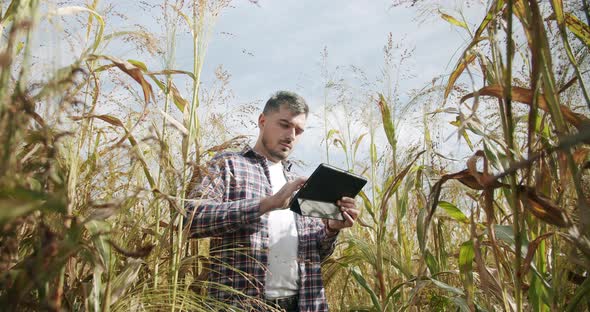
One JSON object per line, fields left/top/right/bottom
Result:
{"left": 290, "top": 164, "right": 367, "bottom": 220}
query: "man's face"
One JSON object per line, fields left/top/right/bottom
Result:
{"left": 258, "top": 105, "right": 307, "bottom": 162}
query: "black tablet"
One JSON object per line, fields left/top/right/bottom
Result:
{"left": 290, "top": 163, "right": 367, "bottom": 220}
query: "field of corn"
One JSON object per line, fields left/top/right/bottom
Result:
{"left": 1, "top": 0, "right": 590, "bottom": 311}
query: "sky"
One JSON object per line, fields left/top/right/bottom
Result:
{"left": 183, "top": 0, "right": 485, "bottom": 173}
{"left": 33, "top": 0, "right": 488, "bottom": 175}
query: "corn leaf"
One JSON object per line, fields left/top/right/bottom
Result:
{"left": 518, "top": 186, "right": 571, "bottom": 228}
{"left": 439, "top": 10, "right": 468, "bottom": 29}
{"left": 461, "top": 85, "right": 590, "bottom": 132}
{"left": 88, "top": 55, "right": 153, "bottom": 105}
{"left": 351, "top": 266, "right": 382, "bottom": 311}
{"left": 378, "top": 94, "right": 396, "bottom": 149}
{"left": 438, "top": 201, "right": 469, "bottom": 223}
{"left": 547, "top": 12, "right": 590, "bottom": 47}
{"left": 429, "top": 277, "right": 465, "bottom": 296}
{"left": 71, "top": 114, "right": 156, "bottom": 188}
{"left": 444, "top": 53, "right": 476, "bottom": 104}
{"left": 424, "top": 250, "right": 439, "bottom": 274}
{"left": 459, "top": 240, "right": 475, "bottom": 299}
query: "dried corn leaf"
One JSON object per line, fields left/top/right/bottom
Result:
{"left": 88, "top": 55, "right": 153, "bottom": 105}
{"left": 444, "top": 53, "right": 476, "bottom": 103}
{"left": 521, "top": 232, "right": 554, "bottom": 276}
{"left": 518, "top": 186, "right": 571, "bottom": 227}
{"left": 546, "top": 12, "right": 590, "bottom": 47}
{"left": 461, "top": 85, "right": 590, "bottom": 133}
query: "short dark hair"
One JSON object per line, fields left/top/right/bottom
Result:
{"left": 263, "top": 91, "right": 309, "bottom": 117}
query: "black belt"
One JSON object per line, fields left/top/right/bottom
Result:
{"left": 264, "top": 295, "right": 299, "bottom": 311}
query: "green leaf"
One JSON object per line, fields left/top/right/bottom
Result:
{"left": 438, "top": 201, "right": 469, "bottom": 223}
{"left": 127, "top": 59, "right": 148, "bottom": 71}
{"left": 109, "top": 258, "right": 143, "bottom": 305}
{"left": 450, "top": 297, "right": 472, "bottom": 312}
{"left": 370, "top": 142, "right": 377, "bottom": 165}
{"left": 459, "top": 240, "right": 475, "bottom": 300}
{"left": 351, "top": 266, "right": 382, "bottom": 311}
{"left": 490, "top": 225, "right": 528, "bottom": 256}
{"left": 85, "top": 220, "right": 112, "bottom": 271}
{"left": 0, "top": 0, "right": 19, "bottom": 25}
{"left": 429, "top": 277, "right": 465, "bottom": 296}
{"left": 0, "top": 199, "right": 43, "bottom": 223}
{"left": 439, "top": 10, "right": 468, "bottom": 30}
{"left": 417, "top": 207, "right": 427, "bottom": 253}
{"left": 326, "top": 129, "right": 339, "bottom": 140}
{"left": 424, "top": 249, "right": 439, "bottom": 274}
{"left": 0, "top": 189, "right": 66, "bottom": 224}
{"left": 358, "top": 190, "right": 377, "bottom": 225}
{"left": 353, "top": 133, "right": 367, "bottom": 159}
{"left": 566, "top": 276, "right": 590, "bottom": 312}
{"left": 459, "top": 240, "right": 475, "bottom": 273}
{"left": 377, "top": 94, "right": 396, "bottom": 149}
{"left": 444, "top": 0, "right": 504, "bottom": 104}
{"left": 563, "top": 12, "right": 590, "bottom": 47}
{"left": 547, "top": 11, "right": 590, "bottom": 47}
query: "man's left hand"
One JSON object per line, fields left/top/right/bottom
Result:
{"left": 326, "top": 197, "right": 359, "bottom": 232}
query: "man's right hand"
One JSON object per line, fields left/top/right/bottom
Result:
{"left": 259, "top": 177, "right": 307, "bottom": 215}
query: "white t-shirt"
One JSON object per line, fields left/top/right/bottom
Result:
{"left": 264, "top": 161, "right": 300, "bottom": 298}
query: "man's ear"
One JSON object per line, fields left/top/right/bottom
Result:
{"left": 258, "top": 113, "right": 265, "bottom": 129}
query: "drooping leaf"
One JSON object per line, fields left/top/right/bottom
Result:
{"left": 147, "top": 69, "right": 196, "bottom": 80}
{"left": 449, "top": 116, "right": 474, "bottom": 150}
{"left": 518, "top": 186, "right": 571, "bottom": 227}
{"left": 109, "top": 258, "right": 143, "bottom": 305}
{"left": 521, "top": 232, "right": 554, "bottom": 276}
{"left": 351, "top": 266, "right": 382, "bottom": 311}
{"left": 450, "top": 297, "right": 472, "bottom": 312}
{"left": 491, "top": 225, "right": 528, "bottom": 256}
{"left": 443, "top": 0, "right": 503, "bottom": 103}
{"left": 461, "top": 85, "right": 590, "bottom": 133}
{"left": 126, "top": 59, "right": 191, "bottom": 112}
{"left": 439, "top": 10, "right": 468, "bottom": 29}
{"left": 546, "top": 12, "right": 590, "bottom": 47}
{"left": 107, "top": 240, "right": 154, "bottom": 258}
{"left": 0, "top": 189, "right": 66, "bottom": 224}
{"left": 71, "top": 114, "right": 156, "bottom": 188}
{"left": 444, "top": 53, "right": 476, "bottom": 103}
{"left": 438, "top": 201, "right": 469, "bottom": 223}
{"left": 358, "top": 190, "right": 377, "bottom": 225}
{"left": 379, "top": 151, "right": 425, "bottom": 223}
{"left": 88, "top": 55, "right": 153, "bottom": 105}
{"left": 353, "top": 133, "right": 367, "bottom": 159}
{"left": 429, "top": 277, "right": 465, "bottom": 296}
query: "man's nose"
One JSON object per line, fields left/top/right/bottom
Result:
{"left": 286, "top": 128, "right": 295, "bottom": 141}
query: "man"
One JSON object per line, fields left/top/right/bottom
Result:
{"left": 186, "top": 91, "right": 359, "bottom": 311}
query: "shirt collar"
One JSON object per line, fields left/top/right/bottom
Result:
{"left": 241, "top": 146, "right": 293, "bottom": 172}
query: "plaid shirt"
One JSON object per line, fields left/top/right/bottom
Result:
{"left": 186, "top": 147, "right": 338, "bottom": 311}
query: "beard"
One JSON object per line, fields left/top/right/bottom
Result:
{"left": 261, "top": 136, "right": 290, "bottom": 161}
